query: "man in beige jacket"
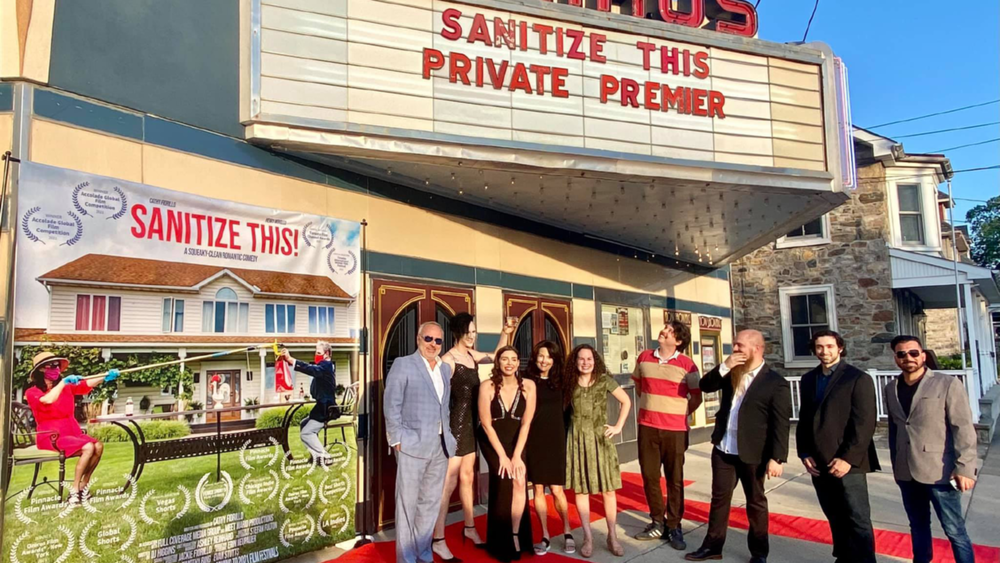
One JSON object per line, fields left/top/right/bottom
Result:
{"left": 884, "top": 335, "right": 977, "bottom": 563}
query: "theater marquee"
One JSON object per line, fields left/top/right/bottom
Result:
{"left": 240, "top": 0, "right": 852, "bottom": 268}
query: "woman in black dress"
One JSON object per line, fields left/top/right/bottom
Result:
{"left": 432, "top": 314, "right": 514, "bottom": 561}
{"left": 479, "top": 346, "right": 536, "bottom": 562}
{"left": 524, "top": 340, "right": 574, "bottom": 555}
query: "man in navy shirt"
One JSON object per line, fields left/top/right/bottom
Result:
{"left": 281, "top": 341, "right": 338, "bottom": 462}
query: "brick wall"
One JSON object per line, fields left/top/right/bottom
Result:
{"left": 924, "top": 308, "right": 962, "bottom": 356}
{"left": 732, "top": 160, "right": 901, "bottom": 375}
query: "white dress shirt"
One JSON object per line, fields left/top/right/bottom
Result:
{"left": 421, "top": 355, "right": 445, "bottom": 435}
{"left": 421, "top": 355, "right": 445, "bottom": 402}
{"left": 717, "top": 360, "right": 765, "bottom": 455}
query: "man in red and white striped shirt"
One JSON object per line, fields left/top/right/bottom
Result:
{"left": 631, "top": 321, "right": 702, "bottom": 549}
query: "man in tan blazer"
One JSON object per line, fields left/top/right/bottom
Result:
{"left": 885, "top": 335, "right": 977, "bottom": 563}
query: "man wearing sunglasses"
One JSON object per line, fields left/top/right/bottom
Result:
{"left": 384, "top": 322, "right": 457, "bottom": 563}
{"left": 885, "top": 335, "right": 977, "bottom": 563}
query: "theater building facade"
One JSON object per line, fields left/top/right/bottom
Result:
{"left": 0, "top": 0, "right": 852, "bottom": 536}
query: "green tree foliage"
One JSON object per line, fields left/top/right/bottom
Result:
{"left": 967, "top": 196, "right": 1000, "bottom": 269}
{"left": 15, "top": 344, "right": 193, "bottom": 402}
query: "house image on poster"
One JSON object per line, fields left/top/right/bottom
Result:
{"left": 14, "top": 253, "right": 358, "bottom": 416}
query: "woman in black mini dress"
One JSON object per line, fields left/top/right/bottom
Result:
{"left": 432, "top": 313, "right": 514, "bottom": 561}
{"left": 524, "top": 340, "right": 574, "bottom": 555}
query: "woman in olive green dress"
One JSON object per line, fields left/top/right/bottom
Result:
{"left": 564, "top": 344, "right": 631, "bottom": 558}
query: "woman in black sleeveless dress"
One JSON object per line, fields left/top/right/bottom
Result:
{"left": 479, "top": 347, "right": 536, "bottom": 562}
{"left": 432, "top": 314, "right": 514, "bottom": 561}
{"left": 524, "top": 340, "right": 574, "bottom": 555}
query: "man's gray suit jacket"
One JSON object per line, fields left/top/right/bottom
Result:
{"left": 884, "top": 370, "right": 977, "bottom": 484}
{"left": 384, "top": 351, "right": 457, "bottom": 459}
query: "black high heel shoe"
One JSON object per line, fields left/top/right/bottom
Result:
{"left": 463, "top": 525, "right": 485, "bottom": 549}
{"left": 432, "top": 538, "right": 461, "bottom": 563}
{"left": 512, "top": 534, "right": 522, "bottom": 561}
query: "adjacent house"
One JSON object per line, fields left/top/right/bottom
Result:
{"left": 731, "top": 128, "right": 1000, "bottom": 437}
{"left": 15, "top": 254, "right": 358, "bottom": 414}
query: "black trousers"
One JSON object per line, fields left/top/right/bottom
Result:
{"left": 812, "top": 472, "right": 876, "bottom": 563}
{"left": 637, "top": 425, "right": 687, "bottom": 528}
{"left": 702, "top": 448, "right": 769, "bottom": 558}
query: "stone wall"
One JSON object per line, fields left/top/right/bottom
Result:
{"left": 924, "top": 308, "right": 962, "bottom": 356}
{"left": 732, "top": 160, "right": 901, "bottom": 375}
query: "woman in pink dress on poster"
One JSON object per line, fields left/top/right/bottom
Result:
{"left": 23, "top": 352, "right": 119, "bottom": 502}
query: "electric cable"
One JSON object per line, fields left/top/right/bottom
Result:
{"left": 801, "top": 0, "right": 820, "bottom": 42}
{"left": 864, "top": 99, "right": 999, "bottom": 129}
{"left": 929, "top": 138, "right": 1000, "bottom": 153}
{"left": 894, "top": 122, "right": 999, "bottom": 139}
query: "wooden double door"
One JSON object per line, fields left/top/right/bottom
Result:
{"left": 372, "top": 279, "right": 474, "bottom": 528}
{"left": 505, "top": 293, "right": 573, "bottom": 370}
{"left": 371, "top": 281, "right": 574, "bottom": 529}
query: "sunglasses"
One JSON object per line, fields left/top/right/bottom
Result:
{"left": 895, "top": 350, "right": 922, "bottom": 359}
{"left": 422, "top": 336, "right": 444, "bottom": 346}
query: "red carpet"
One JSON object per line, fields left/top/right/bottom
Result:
{"left": 333, "top": 472, "right": 999, "bottom": 563}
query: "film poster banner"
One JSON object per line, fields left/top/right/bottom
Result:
{"left": 6, "top": 162, "right": 360, "bottom": 563}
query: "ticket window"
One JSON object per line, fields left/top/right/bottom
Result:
{"left": 700, "top": 334, "right": 722, "bottom": 423}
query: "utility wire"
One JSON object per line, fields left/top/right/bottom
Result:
{"left": 802, "top": 0, "right": 820, "bottom": 42}
{"left": 929, "top": 138, "right": 1000, "bottom": 153}
{"left": 864, "top": 99, "right": 1000, "bottom": 129}
{"left": 894, "top": 122, "right": 999, "bottom": 139}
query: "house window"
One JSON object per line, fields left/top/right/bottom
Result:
{"left": 201, "top": 287, "right": 249, "bottom": 333}
{"left": 776, "top": 215, "right": 829, "bottom": 248}
{"left": 786, "top": 217, "right": 824, "bottom": 239}
{"left": 266, "top": 304, "right": 296, "bottom": 334}
{"left": 897, "top": 184, "right": 925, "bottom": 244}
{"left": 75, "top": 294, "right": 121, "bottom": 331}
{"left": 162, "top": 298, "right": 185, "bottom": 332}
{"left": 309, "top": 306, "right": 336, "bottom": 334}
{"left": 779, "top": 285, "right": 837, "bottom": 367}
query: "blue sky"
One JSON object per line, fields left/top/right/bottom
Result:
{"left": 755, "top": 0, "right": 999, "bottom": 224}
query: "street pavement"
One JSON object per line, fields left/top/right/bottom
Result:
{"left": 303, "top": 430, "right": 1000, "bottom": 563}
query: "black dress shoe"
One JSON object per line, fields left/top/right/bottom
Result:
{"left": 748, "top": 557, "right": 766, "bottom": 563}
{"left": 684, "top": 547, "right": 723, "bottom": 561}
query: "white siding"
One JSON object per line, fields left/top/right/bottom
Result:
{"left": 50, "top": 288, "right": 168, "bottom": 334}
{"left": 255, "top": 0, "right": 829, "bottom": 171}
{"left": 47, "top": 276, "right": 355, "bottom": 340}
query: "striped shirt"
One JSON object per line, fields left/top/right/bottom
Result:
{"left": 632, "top": 349, "right": 701, "bottom": 431}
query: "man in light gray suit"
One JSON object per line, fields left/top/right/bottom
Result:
{"left": 885, "top": 335, "right": 978, "bottom": 563}
{"left": 384, "top": 322, "right": 456, "bottom": 563}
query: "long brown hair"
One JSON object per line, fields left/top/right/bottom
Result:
{"left": 564, "top": 344, "right": 609, "bottom": 405}
{"left": 490, "top": 346, "right": 523, "bottom": 394}
{"left": 526, "top": 340, "right": 566, "bottom": 399}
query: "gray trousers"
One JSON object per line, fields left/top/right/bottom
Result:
{"left": 395, "top": 446, "right": 448, "bottom": 563}
{"left": 300, "top": 418, "right": 328, "bottom": 458}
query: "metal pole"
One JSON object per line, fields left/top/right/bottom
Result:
{"left": 78, "top": 344, "right": 274, "bottom": 382}
{"left": 354, "top": 219, "right": 372, "bottom": 547}
{"left": 946, "top": 179, "right": 968, "bottom": 373}
{"left": 0, "top": 147, "right": 22, "bottom": 539}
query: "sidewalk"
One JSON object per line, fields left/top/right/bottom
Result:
{"left": 964, "top": 428, "right": 1000, "bottom": 547}
{"left": 314, "top": 434, "right": 999, "bottom": 563}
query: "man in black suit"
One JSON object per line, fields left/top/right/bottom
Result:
{"left": 796, "top": 330, "right": 879, "bottom": 563}
{"left": 686, "top": 330, "right": 791, "bottom": 563}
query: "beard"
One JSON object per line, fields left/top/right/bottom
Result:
{"left": 729, "top": 361, "right": 751, "bottom": 392}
